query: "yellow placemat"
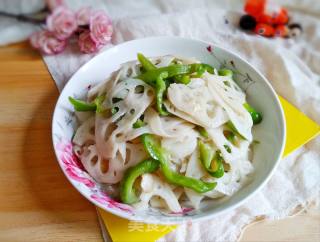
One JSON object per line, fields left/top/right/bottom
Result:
{"left": 279, "top": 97, "right": 320, "bottom": 156}
{"left": 97, "top": 96, "right": 320, "bottom": 242}
{"left": 98, "top": 208, "right": 177, "bottom": 242}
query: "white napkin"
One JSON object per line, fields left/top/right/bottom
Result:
{"left": 2, "top": 1, "right": 319, "bottom": 241}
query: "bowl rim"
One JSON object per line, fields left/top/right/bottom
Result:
{"left": 51, "top": 36, "right": 286, "bottom": 224}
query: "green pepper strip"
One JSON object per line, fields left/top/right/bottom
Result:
{"left": 69, "top": 95, "right": 105, "bottom": 112}
{"left": 137, "top": 64, "right": 191, "bottom": 85}
{"left": 223, "top": 130, "right": 236, "bottom": 145}
{"left": 198, "top": 140, "right": 224, "bottom": 178}
{"left": 69, "top": 96, "right": 96, "bottom": 111}
{"left": 226, "top": 121, "right": 246, "bottom": 140}
{"left": 141, "top": 134, "right": 217, "bottom": 193}
{"left": 156, "top": 72, "right": 169, "bottom": 116}
{"left": 136, "top": 63, "right": 215, "bottom": 85}
{"left": 137, "top": 53, "right": 168, "bottom": 115}
{"left": 137, "top": 53, "right": 156, "bottom": 71}
{"left": 202, "top": 64, "right": 215, "bottom": 74}
{"left": 120, "top": 159, "right": 159, "bottom": 204}
{"left": 243, "top": 103, "right": 263, "bottom": 125}
{"left": 223, "top": 144, "right": 232, "bottom": 153}
{"left": 111, "top": 106, "right": 119, "bottom": 115}
{"left": 190, "top": 63, "right": 214, "bottom": 77}
{"left": 191, "top": 64, "right": 206, "bottom": 78}
{"left": 196, "top": 126, "right": 209, "bottom": 139}
{"left": 174, "top": 74, "right": 191, "bottom": 84}
{"left": 133, "top": 119, "right": 145, "bottom": 129}
{"left": 218, "top": 68, "right": 233, "bottom": 77}
{"left": 95, "top": 95, "right": 106, "bottom": 114}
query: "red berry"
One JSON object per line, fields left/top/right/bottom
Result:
{"left": 254, "top": 23, "right": 275, "bottom": 37}
{"left": 273, "top": 8, "right": 289, "bottom": 25}
{"left": 275, "top": 25, "right": 289, "bottom": 37}
{"left": 244, "top": 0, "right": 266, "bottom": 18}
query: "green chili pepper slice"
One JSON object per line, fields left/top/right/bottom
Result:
{"left": 198, "top": 140, "right": 224, "bottom": 178}
{"left": 133, "top": 119, "right": 145, "bottom": 129}
{"left": 196, "top": 126, "right": 209, "bottom": 139}
{"left": 69, "top": 96, "right": 97, "bottom": 112}
{"left": 69, "top": 95, "right": 105, "bottom": 112}
{"left": 191, "top": 64, "right": 206, "bottom": 78}
{"left": 120, "top": 159, "right": 159, "bottom": 204}
{"left": 218, "top": 68, "right": 233, "bottom": 77}
{"left": 95, "top": 95, "right": 106, "bottom": 114}
{"left": 223, "top": 130, "right": 236, "bottom": 145}
{"left": 201, "top": 64, "right": 215, "bottom": 74}
{"left": 155, "top": 72, "right": 169, "bottom": 116}
{"left": 137, "top": 53, "right": 156, "bottom": 71}
{"left": 136, "top": 64, "right": 191, "bottom": 85}
{"left": 136, "top": 63, "right": 215, "bottom": 85}
{"left": 174, "top": 74, "right": 191, "bottom": 85}
{"left": 243, "top": 103, "right": 263, "bottom": 124}
{"left": 223, "top": 80, "right": 231, "bottom": 87}
{"left": 223, "top": 144, "right": 232, "bottom": 153}
{"left": 141, "top": 134, "right": 216, "bottom": 193}
{"left": 226, "top": 121, "right": 246, "bottom": 140}
{"left": 190, "top": 63, "right": 215, "bottom": 77}
{"left": 111, "top": 106, "right": 119, "bottom": 115}
{"left": 188, "top": 63, "right": 215, "bottom": 74}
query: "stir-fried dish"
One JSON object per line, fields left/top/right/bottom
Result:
{"left": 69, "top": 54, "right": 262, "bottom": 212}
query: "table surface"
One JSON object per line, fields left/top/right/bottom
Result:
{"left": 0, "top": 42, "right": 319, "bottom": 242}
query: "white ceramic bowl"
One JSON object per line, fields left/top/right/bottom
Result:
{"left": 52, "top": 37, "right": 286, "bottom": 224}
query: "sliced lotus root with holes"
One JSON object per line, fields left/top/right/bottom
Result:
{"left": 79, "top": 142, "right": 147, "bottom": 184}
{"left": 143, "top": 107, "right": 195, "bottom": 138}
{"left": 167, "top": 83, "right": 228, "bottom": 129}
{"left": 73, "top": 116, "right": 95, "bottom": 146}
{"left": 95, "top": 79, "right": 154, "bottom": 160}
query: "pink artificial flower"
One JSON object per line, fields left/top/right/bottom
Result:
{"left": 30, "top": 31, "right": 42, "bottom": 49}
{"left": 47, "top": 6, "right": 77, "bottom": 40}
{"left": 78, "top": 30, "right": 101, "bottom": 54}
{"left": 89, "top": 10, "right": 113, "bottom": 45}
{"left": 46, "top": 0, "right": 64, "bottom": 11}
{"left": 30, "top": 30, "right": 67, "bottom": 55}
{"left": 76, "top": 6, "right": 92, "bottom": 26}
